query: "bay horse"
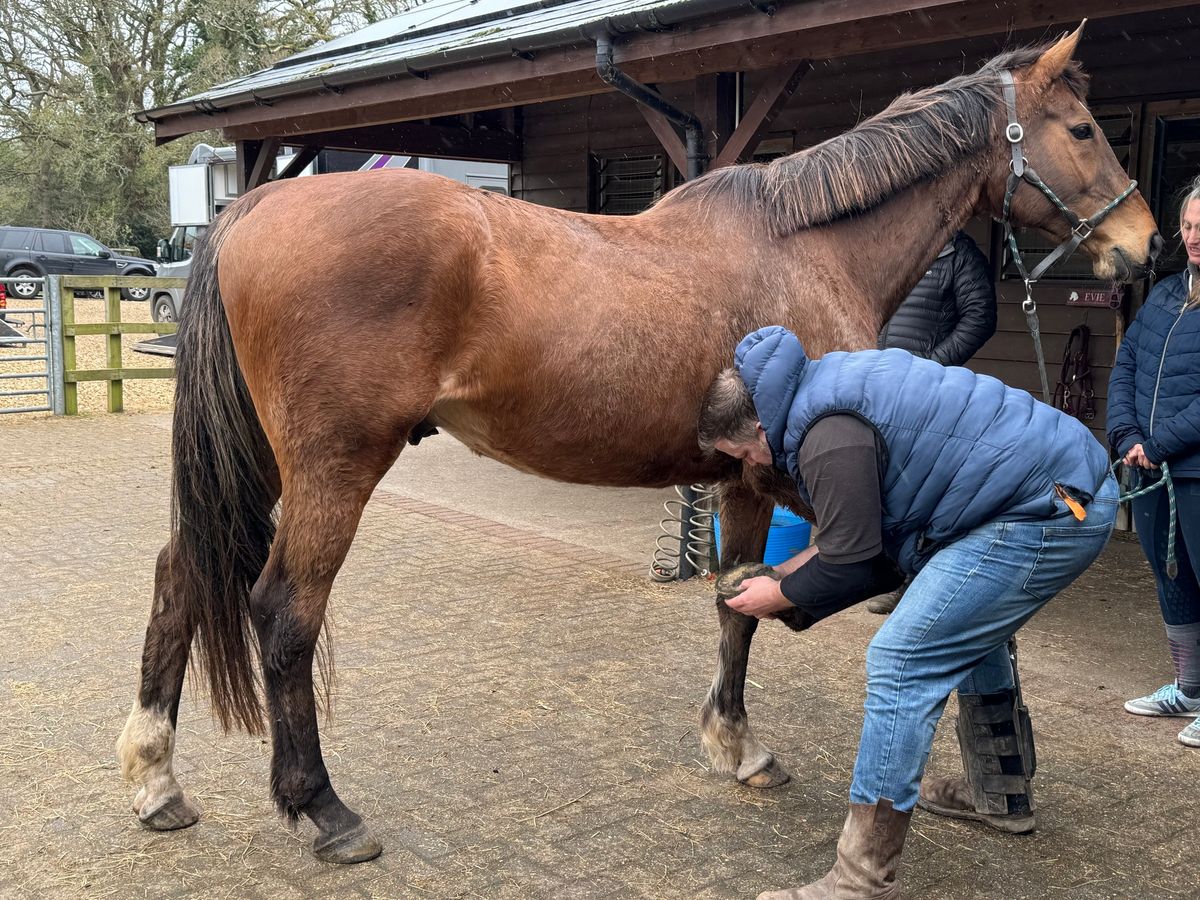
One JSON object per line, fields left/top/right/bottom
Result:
{"left": 118, "top": 26, "right": 1160, "bottom": 863}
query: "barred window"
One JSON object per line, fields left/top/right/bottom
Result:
{"left": 591, "top": 153, "right": 666, "bottom": 215}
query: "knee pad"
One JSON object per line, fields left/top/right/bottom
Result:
{"left": 956, "top": 688, "right": 1037, "bottom": 816}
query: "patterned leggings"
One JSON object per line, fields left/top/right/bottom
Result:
{"left": 1133, "top": 476, "right": 1200, "bottom": 625}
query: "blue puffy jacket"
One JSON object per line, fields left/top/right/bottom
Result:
{"left": 1107, "top": 270, "right": 1200, "bottom": 476}
{"left": 735, "top": 327, "right": 1111, "bottom": 573}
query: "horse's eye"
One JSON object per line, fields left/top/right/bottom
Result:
{"left": 1071, "top": 124, "right": 1094, "bottom": 141}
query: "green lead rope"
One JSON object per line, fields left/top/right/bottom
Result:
{"left": 1114, "top": 459, "right": 1178, "bottom": 579}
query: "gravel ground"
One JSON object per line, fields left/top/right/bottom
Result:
{"left": 0, "top": 297, "right": 174, "bottom": 416}
{"left": 1, "top": 413, "right": 1195, "bottom": 900}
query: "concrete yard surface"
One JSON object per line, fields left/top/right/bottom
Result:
{"left": 0, "top": 412, "right": 1195, "bottom": 899}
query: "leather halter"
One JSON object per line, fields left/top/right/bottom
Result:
{"left": 997, "top": 69, "right": 1138, "bottom": 401}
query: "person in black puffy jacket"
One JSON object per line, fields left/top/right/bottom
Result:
{"left": 877, "top": 230, "right": 998, "bottom": 366}
{"left": 870, "top": 231, "right": 997, "bottom": 614}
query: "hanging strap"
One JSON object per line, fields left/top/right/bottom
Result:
{"left": 1053, "top": 325, "right": 1096, "bottom": 421}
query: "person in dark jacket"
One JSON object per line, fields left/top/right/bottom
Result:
{"left": 1108, "top": 173, "right": 1200, "bottom": 748}
{"left": 869, "top": 231, "right": 997, "bottom": 615}
{"left": 700, "top": 326, "right": 1116, "bottom": 900}
{"left": 877, "top": 230, "right": 998, "bottom": 366}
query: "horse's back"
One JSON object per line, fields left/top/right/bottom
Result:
{"left": 210, "top": 169, "right": 759, "bottom": 485}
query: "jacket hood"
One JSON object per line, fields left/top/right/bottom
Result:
{"left": 734, "top": 326, "right": 809, "bottom": 462}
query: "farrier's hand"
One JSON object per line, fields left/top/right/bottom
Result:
{"left": 1124, "top": 443, "right": 1159, "bottom": 470}
{"left": 726, "top": 576, "right": 792, "bottom": 619}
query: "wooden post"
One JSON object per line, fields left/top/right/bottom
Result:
{"left": 695, "top": 73, "right": 737, "bottom": 169}
{"left": 236, "top": 138, "right": 281, "bottom": 193}
{"left": 62, "top": 289, "right": 77, "bottom": 416}
{"left": 711, "top": 62, "right": 810, "bottom": 170}
{"left": 106, "top": 285, "right": 123, "bottom": 413}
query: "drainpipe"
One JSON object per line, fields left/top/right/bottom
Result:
{"left": 594, "top": 33, "right": 705, "bottom": 180}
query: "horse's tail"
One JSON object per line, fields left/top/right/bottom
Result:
{"left": 170, "top": 197, "right": 276, "bottom": 734}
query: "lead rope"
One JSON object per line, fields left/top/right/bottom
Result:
{"left": 1023, "top": 292, "right": 1052, "bottom": 403}
{"left": 1115, "top": 459, "right": 1178, "bottom": 579}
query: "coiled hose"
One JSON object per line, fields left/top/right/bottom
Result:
{"left": 650, "top": 484, "right": 717, "bottom": 582}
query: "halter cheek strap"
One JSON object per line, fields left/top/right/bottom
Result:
{"left": 997, "top": 69, "right": 1138, "bottom": 402}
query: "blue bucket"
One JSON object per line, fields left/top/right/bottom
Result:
{"left": 713, "top": 506, "right": 812, "bottom": 566}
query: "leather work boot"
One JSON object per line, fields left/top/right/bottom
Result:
{"left": 756, "top": 799, "right": 911, "bottom": 900}
{"left": 917, "top": 774, "right": 1035, "bottom": 834}
{"left": 866, "top": 576, "right": 910, "bottom": 614}
{"left": 865, "top": 589, "right": 901, "bottom": 615}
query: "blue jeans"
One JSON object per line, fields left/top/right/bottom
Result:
{"left": 848, "top": 476, "right": 1118, "bottom": 811}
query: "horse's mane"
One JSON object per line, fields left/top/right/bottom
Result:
{"left": 656, "top": 44, "right": 1088, "bottom": 235}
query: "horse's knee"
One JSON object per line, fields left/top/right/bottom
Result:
{"left": 248, "top": 561, "right": 319, "bottom": 657}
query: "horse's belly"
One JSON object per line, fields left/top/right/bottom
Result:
{"left": 429, "top": 397, "right": 722, "bottom": 488}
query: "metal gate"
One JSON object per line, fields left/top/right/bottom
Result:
{"left": 0, "top": 276, "right": 63, "bottom": 415}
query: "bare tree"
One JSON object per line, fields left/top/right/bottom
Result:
{"left": 0, "top": 0, "right": 422, "bottom": 250}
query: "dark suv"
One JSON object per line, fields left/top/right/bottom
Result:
{"left": 0, "top": 226, "right": 156, "bottom": 301}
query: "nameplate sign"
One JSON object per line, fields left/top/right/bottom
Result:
{"left": 1066, "top": 289, "right": 1122, "bottom": 309}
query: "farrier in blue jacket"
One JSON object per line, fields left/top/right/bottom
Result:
{"left": 708, "top": 327, "right": 1119, "bottom": 898}
{"left": 737, "top": 326, "right": 1109, "bottom": 574}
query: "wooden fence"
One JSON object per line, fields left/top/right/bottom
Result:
{"left": 59, "top": 276, "right": 185, "bottom": 415}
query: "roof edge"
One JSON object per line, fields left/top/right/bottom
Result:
{"left": 136, "top": 0, "right": 753, "bottom": 124}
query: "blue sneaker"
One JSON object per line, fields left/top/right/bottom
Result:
{"left": 1179, "top": 717, "right": 1200, "bottom": 748}
{"left": 1124, "top": 682, "right": 1200, "bottom": 717}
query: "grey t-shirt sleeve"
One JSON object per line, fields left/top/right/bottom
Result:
{"left": 796, "top": 415, "right": 884, "bottom": 564}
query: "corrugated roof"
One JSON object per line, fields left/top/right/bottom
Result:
{"left": 140, "top": 0, "right": 738, "bottom": 121}
{"left": 283, "top": 0, "right": 571, "bottom": 65}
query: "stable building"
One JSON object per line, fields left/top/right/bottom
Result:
{"left": 138, "top": 0, "right": 1200, "bottom": 448}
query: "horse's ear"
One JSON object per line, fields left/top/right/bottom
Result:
{"left": 1031, "top": 20, "right": 1086, "bottom": 87}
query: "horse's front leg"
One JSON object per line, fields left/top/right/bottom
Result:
{"left": 699, "top": 480, "right": 791, "bottom": 788}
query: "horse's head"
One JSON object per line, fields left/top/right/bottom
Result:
{"left": 982, "top": 24, "right": 1162, "bottom": 282}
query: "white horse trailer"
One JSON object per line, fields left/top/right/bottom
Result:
{"left": 148, "top": 148, "right": 509, "bottom": 323}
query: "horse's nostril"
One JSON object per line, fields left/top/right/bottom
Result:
{"left": 1149, "top": 232, "right": 1165, "bottom": 264}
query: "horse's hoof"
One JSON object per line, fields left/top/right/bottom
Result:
{"left": 135, "top": 788, "right": 200, "bottom": 831}
{"left": 313, "top": 822, "right": 383, "bottom": 864}
{"left": 716, "top": 563, "right": 778, "bottom": 602}
{"left": 739, "top": 756, "right": 791, "bottom": 789}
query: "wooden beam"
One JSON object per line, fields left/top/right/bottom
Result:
{"left": 301, "top": 121, "right": 521, "bottom": 162}
{"left": 276, "top": 145, "right": 319, "bottom": 179}
{"left": 695, "top": 72, "right": 737, "bottom": 170}
{"left": 712, "top": 62, "right": 809, "bottom": 169}
{"left": 635, "top": 105, "right": 688, "bottom": 178}
{"left": 235, "top": 140, "right": 260, "bottom": 194}
{"left": 250, "top": 137, "right": 280, "bottom": 188}
{"left": 237, "top": 137, "right": 279, "bottom": 192}
{"left": 151, "top": 0, "right": 1200, "bottom": 143}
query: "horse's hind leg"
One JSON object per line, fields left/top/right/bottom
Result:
{"left": 699, "top": 481, "right": 791, "bottom": 788}
{"left": 117, "top": 543, "right": 201, "bottom": 829}
{"left": 250, "top": 433, "right": 403, "bottom": 864}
